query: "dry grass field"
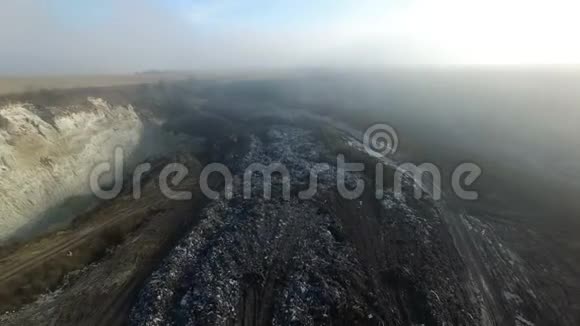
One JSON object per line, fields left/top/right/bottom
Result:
{"left": 0, "top": 72, "right": 195, "bottom": 96}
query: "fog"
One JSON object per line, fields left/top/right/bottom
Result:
{"left": 2, "top": 0, "right": 580, "bottom": 75}
{"left": 171, "top": 68, "right": 579, "bottom": 226}
{"left": 1, "top": 0, "right": 579, "bottom": 228}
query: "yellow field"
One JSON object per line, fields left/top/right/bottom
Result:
{"left": 0, "top": 73, "right": 193, "bottom": 96}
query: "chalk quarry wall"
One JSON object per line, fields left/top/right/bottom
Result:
{"left": 0, "top": 98, "right": 178, "bottom": 242}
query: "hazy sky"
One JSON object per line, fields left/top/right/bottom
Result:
{"left": 1, "top": 0, "right": 579, "bottom": 75}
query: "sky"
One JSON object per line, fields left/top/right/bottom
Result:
{"left": 1, "top": 0, "right": 579, "bottom": 75}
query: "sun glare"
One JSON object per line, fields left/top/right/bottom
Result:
{"left": 373, "top": 0, "right": 580, "bottom": 64}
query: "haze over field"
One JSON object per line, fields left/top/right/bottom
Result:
{"left": 2, "top": 0, "right": 580, "bottom": 75}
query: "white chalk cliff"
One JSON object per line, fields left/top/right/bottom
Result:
{"left": 0, "top": 98, "right": 179, "bottom": 242}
